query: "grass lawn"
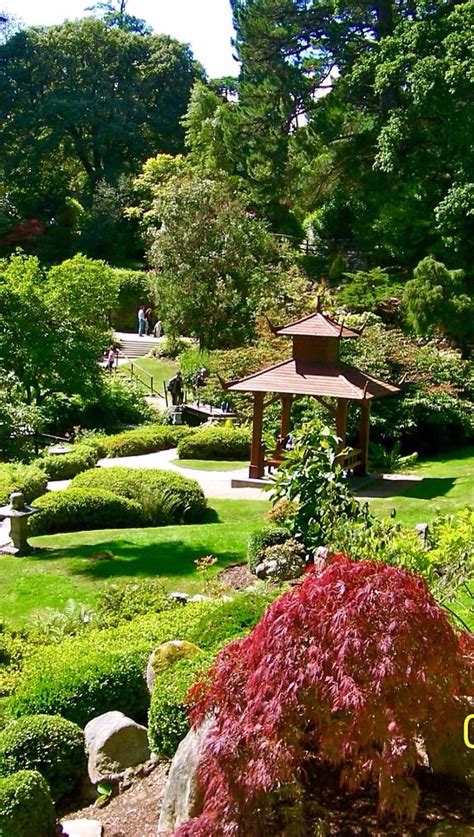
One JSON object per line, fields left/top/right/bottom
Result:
{"left": 118, "top": 356, "right": 177, "bottom": 398}
{"left": 369, "top": 447, "right": 474, "bottom": 527}
{"left": 0, "top": 499, "right": 269, "bottom": 627}
{"left": 172, "top": 459, "right": 249, "bottom": 471}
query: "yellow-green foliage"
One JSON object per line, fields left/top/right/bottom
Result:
{"left": 0, "top": 770, "right": 56, "bottom": 837}
{"left": 0, "top": 463, "right": 48, "bottom": 506}
{"left": 148, "top": 640, "right": 201, "bottom": 680}
{"left": 429, "top": 507, "right": 474, "bottom": 567}
{"left": 101, "top": 424, "right": 191, "bottom": 457}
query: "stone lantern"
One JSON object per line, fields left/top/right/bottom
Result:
{"left": 0, "top": 491, "right": 38, "bottom": 556}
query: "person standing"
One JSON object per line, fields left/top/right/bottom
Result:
{"left": 167, "top": 370, "right": 184, "bottom": 406}
{"left": 137, "top": 306, "right": 146, "bottom": 336}
{"left": 153, "top": 319, "right": 162, "bottom": 338}
{"left": 145, "top": 307, "right": 153, "bottom": 335}
{"left": 105, "top": 345, "right": 117, "bottom": 372}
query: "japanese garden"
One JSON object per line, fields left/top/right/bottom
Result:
{"left": 0, "top": 0, "right": 472, "bottom": 834}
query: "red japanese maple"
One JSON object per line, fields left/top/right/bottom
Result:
{"left": 176, "top": 555, "right": 473, "bottom": 836}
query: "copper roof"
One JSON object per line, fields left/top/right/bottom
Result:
{"left": 228, "top": 359, "right": 399, "bottom": 400}
{"left": 276, "top": 311, "right": 360, "bottom": 339}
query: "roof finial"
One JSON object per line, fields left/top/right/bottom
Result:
{"left": 316, "top": 295, "right": 322, "bottom": 313}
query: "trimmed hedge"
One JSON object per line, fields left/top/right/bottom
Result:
{"left": 70, "top": 466, "right": 207, "bottom": 525}
{"left": 177, "top": 426, "right": 251, "bottom": 461}
{"left": 101, "top": 425, "right": 191, "bottom": 458}
{"left": 247, "top": 527, "right": 291, "bottom": 574}
{"left": 148, "top": 652, "right": 214, "bottom": 757}
{"left": 0, "top": 463, "right": 48, "bottom": 506}
{"left": 35, "top": 443, "right": 99, "bottom": 480}
{"left": 8, "top": 595, "right": 271, "bottom": 729}
{"left": 0, "top": 770, "right": 56, "bottom": 837}
{"left": 0, "top": 714, "right": 85, "bottom": 800}
{"left": 29, "top": 488, "right": 144, "bottom": 536}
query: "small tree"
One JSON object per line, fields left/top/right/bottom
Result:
{"left": 179, "top": 557, "right": 474, "bottom": 834}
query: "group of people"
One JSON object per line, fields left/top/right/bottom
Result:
{"left": 166, "top": 367, "right": 208, "bottom": 406}
{"left": 137, "top": 306, "right": 162, "bottom": 338}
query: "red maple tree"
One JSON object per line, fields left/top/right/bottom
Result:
{"left": 177, "top": 555, "right": 473, "bottom": 836}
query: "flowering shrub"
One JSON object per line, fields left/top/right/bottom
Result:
{"left": 257, "top": 538, "right": 306, "bottom": 581}
{"left": 178, "top": 556, "right": 473, "bottom": 835}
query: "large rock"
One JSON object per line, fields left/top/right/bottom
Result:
{"left": 60, "top": 820, "right": 103, "bottom": 837}
{"left": 146, "top": 640, "right": 201, "bottom": 694}
{"left": 157, "top": 717, "right": 214, "bottom": 836}
{"left": 84, "top": 711, "right": 150, "bottom": 784}
{"left": 425, "top": 697, "right": 474, "bottom": 789}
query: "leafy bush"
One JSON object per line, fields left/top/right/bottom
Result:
{"left": 29, "top": 488, "right": 144, "bottom": 535}
{"left": 0, "top": 463, "right": 48, "bottom": 506}
{"left": 247, "top": 527, "right": 291, "bottom": 574}
{"left": 179, "top": 557, "right": 474, "bottom": 834}
{"left": 0, "top": 714, "right": 85, "bottom": 800}
{"left": 35, "top": 443, "right": 99, "bottom": 480}
{"left": 101, "top": 424, "right": 191, "bottom": 457}
{"left": 77, "top": 376, "right": 156, "bottom": 429}
{"left": 148, "top": 653, "right": 214, "bottom": 758}
{"left": 111, "top": 268, "right": 151, "bottom": 332}
{"left": 177, "top": 426, "right": 250, "bottom": 461}
{"left": 70, "top": 466, "right": 207, "bottom": 524}
{"left": 0, "top": 770, "right": 56, "bottom": 837}
{"left": 94, "top": 579, "right": 173, "bottom": 629}
{"left": 8, "top": 597, "right": 270, "bottom": 729}
{"left": 258, "top": 539, "right": 307, "bottom": 580}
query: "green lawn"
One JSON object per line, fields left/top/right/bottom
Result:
{"left": 172, "top": 459, "right": 249, "bottom": 471}
{"left": 0, "top": 499, "right": 269, "bottom": 627}
{"left": 368, "top": 447, "right": 474, "bottom": 527}
{"left": 118, "top": 356, "right": 177, "bottom": 398}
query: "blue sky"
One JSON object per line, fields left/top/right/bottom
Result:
{"left": 4, "top": 0, "right": 239, "bottom": 77}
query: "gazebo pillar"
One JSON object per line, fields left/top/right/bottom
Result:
{"left": 356, "top": 400, "right": 371, "bottom": 475}
{"left": 335, "top": 398, "right": 348, "bottom": 450}
{"left": 249, "top": 392, "right": 265, "bottom": 479}
{"left": 280, "top": 395, "right": 292, "bottom": 440}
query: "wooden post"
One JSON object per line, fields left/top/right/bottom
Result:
{"left": 356, "top": 400, "right": 371, "bottom": 475}
{"left": 280, "top": 395, "right": 292, "bottom": 440}
{"left": 335, "top": 398, "right": 348, "bottom": 450}
{"left": 249, "top": 392, "right": 265, "bottom": 479}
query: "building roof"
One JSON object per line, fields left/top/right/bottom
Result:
{"left": 275, "top": 311, "right": 360, "bottom": 339}
{"left": 228, "top": 358, "right": 400, "bottom": 400}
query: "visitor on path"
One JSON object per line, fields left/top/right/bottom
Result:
{"left": 167, "top": 371, "right": 184, "bottom": 406}
{"left": 145, "top": 307, "right": 153, "bottom": 335}
{"left": 137, "top": 306, "right": 146, "bottom": 336}
{"left": 153, "top": 319, "right": 162, "bottom": 338}
{"left": 105, "top": 345, "right": 118, "bottom": 372}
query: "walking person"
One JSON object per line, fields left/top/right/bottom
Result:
{"left": 105, "top": 345, "right": 118, "bottom": 373}
{"left": 145, "top": 307, "right": 153, "bottom": 335}
{"left": 167, "top": 370, "right": 184, "bottom": 406}
{"left": 137, "top": 306, "right": 146, "bottom": 336}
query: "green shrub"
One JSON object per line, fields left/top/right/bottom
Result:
{"left": 0, "top": 770, "right": 56, "bottom": 837}
{"left": 0, "top": 714, "right": 85, "bottom": 800}
{"left": 177, "top": 426, "right": 250, "bottom": 461}
{"left": 35, "top": 443, "right": 99, "bottom": 480}
{"left": 70, "top": 467, "right": 207, "bottom": 524}
{"left": 101, "top": 424, "right": 191, "bottom": 457}
{"left": 111, "top": 268, "right": 151, "bottom": 332}
{"left": 0, "top": 463, "right": 48, "bottom": 506}
{"left": 148, "top": 652, "right": 214, "bottom": 757}
{"left": 94, "top": 579, "right": 173, "bottom": 629}
{"left": 247, "top": 527, "right": 291, "bottom": 574}
{"left": 8, "top": 596, "right": 271, "bottom": 729}
{"left": 29, "top": 488, "right": 144, "bottom": 535}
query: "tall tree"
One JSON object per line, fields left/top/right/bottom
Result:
{"left": 87, "top": 0, "right": 152, "bottom": 35}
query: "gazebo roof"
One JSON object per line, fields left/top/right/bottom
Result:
{"left": 228, "top": 358, "right": 400, "bottom": 400}
{"left": 275, "top": 311, "right": 360, "bottom": 339}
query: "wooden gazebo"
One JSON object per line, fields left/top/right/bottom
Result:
{"left": 228, "top": 306, "right": 400, "bottom": 479}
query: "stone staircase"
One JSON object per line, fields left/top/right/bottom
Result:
{"left": 114, "top": 331, "right": 163, "bottom": 360}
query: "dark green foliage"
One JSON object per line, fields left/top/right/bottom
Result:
{"left": 111, "top": 268, "right": 152, "bottom": 331}
{"left": 72, "top": 377, "right": 155, "bottom": 430}
{"left": 148, "top": 653, "right": 214, "bottom": 757}
{"left": 35, "top": 444, "right": 99, "bottom": 480}
{"left": 247, "top": 527, "right": 291, "bottom": 574}
{"left": 29, "top": 488, "right": 145, "bottom": 535}
{"left": 0, "top": 770, "right": 56, "bottom": 837}
{"left": 101, "top": 424, "right": 191, "bottom": 457}
{"left": 177, "top": 426, "right": 251, "bottom": 461}
{"left": 70, "top": 466, "right": 208, "bottom": 524}
{"left": 0, "top": 714, "right": 85, "bottom": 800}
{"left": 0, "top": 463, "right": 48, "bottom": 506}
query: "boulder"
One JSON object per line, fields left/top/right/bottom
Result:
{"left": 60, "top": 820, "right": 103, "bottom": 837}
{"left": 146, "top": 640, "right": 201, "bottom": 694}
{"left": 157, "top": 717, "right": 214, "bottom": 836}
{"left": 425, "top": 697, "right": 474, "bottom": 789}
{"left": 84, "top": 711, "right": 150, "bottom": 784}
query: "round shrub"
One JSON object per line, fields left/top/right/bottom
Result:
{"left": 177, "top": 426, "right": 250, "bottom": 461}
{"left": 247, "top": 527, "right": 291, "bottom": 574}
{"left": 29, "top": 488, "right": 145, "bottom": 535}
{"left": 101, "top": 424, "right": 191, "bottom": 458}
{"left": 257, "top": 539, "right": 306, "bottom": 581}
{"left": 146, "top": 641, "right": 201, "bottom": 693}
{"left": 70, "top": 466, "right": 207, "bottom": 525}
{"left": 0, "top": 770, "right": 56, "bottom": 837}
{"left": 94, "top": 579, "right": 173, "bottom": 629}
{"left": 0, "top": 463, "right": 48, "bottom": 506}
{"left": 35, "top": 443, "right": 99, "bottom": 480}
{"left": 0, "top": 714, "right": 85, "bottom": 800}
{"left": 148, "top": 653, "right": 214, "bottom": 758}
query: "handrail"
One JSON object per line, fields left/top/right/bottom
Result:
{"left": 129, "top": 361, "right": 155, "bottom": 395}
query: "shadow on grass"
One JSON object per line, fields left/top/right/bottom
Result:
{"left": 31, "top": 537, "right": 242, "bottom": 582}
{"left": 400, "top": 477, "right": 456, "bottom": 501}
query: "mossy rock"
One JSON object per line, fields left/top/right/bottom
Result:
{"left": 146, "top": 640, "right": 201, "bottom": 694}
